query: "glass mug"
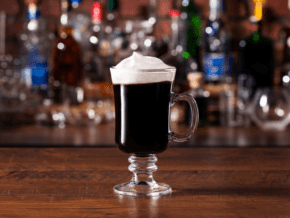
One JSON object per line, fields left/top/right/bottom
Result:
{"left": 110, "top": 66, "right": 199, "bottom": 196}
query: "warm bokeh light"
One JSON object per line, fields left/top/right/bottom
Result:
{"left": 254, "top": 2, "right": 263, "bottom": 21}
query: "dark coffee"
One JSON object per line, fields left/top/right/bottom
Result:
{"left": 113, "top": 81, "right": 172, "bottom": 156}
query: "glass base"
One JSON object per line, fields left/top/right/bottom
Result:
{"left": 113, "top": 154, "right": 172, "bottom": 196}
{"left": 114, "top": 181, "right": 172, "bottom": 197}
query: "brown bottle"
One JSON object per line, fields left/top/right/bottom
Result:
{"left": 50, "top": 0, "right": 83, "bottom": 104}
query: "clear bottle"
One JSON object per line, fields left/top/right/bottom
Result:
{"left": 161, "top": 9, "right": 198, "bottom": 93}
{"left": 202, "top": 0, "right": 230, "bottom": 84}
{"left": 116, "top": 4, "right": 157, "bottom": 63}
{"left": 19, "top": 0, "right": 51, "bottom": 109}
{"left": 85, "top": 1, "right": 107, "bottom": 83}
{"left": 104, "top": 0, "right": 123, "bottom": 55}
{"left": 69, "top": 0, "right": 91, "bottom": 60}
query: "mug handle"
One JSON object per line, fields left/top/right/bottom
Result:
{"left": 169, "top": 92, "right": 199, "bottom": 142}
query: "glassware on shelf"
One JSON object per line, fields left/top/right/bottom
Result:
{"left": 219, "top": 74, "right": 254, "bottom": 127}
{"left": 251, "top": 88, "right": 290, "bottom": 131}
{"left": 0, "top": 55, "right": 28, "bottom": 126}
{"left": 34, "top": 99, "right": 66, "bottom": 128}
{"left": 0, "top": 12, "right": 28, "bottom": 126}
{"left": 64, "top": 82, "right": 115, "bottom": 126}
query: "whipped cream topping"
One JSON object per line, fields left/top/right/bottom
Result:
{"left": 110, "top": 52, "right": 176, "bottom": 84}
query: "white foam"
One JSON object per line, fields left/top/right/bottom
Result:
{"left": 110, "top": 52, "right": 176, "bottom": 84}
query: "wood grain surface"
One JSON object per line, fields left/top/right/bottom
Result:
{"left": 0, "top": 147, "right": 290, "bottom": 217}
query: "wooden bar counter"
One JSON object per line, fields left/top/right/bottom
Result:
{"left": 1, "top": 123, "right": 290, "bottom": 217}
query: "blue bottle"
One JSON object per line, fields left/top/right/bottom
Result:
{"left": 202, "top": 0, "right": 231, "bottom": 83}
{"left": 20, "top": 2, "right": 51, "bottom": 105}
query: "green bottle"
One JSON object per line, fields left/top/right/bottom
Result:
{"left": 239, "top": 17, "right": 274, "bottom": 97}
{"left": 180, "top": 0, "right": 202, "bottom": 71}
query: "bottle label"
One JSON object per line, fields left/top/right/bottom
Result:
{"left": 27, "top": 10, "right": 41, "bottom": 20}
{"left": 23, "top": 63, "right": 48, "bottom": 87}
{"left": 203, "top": 53, "right": 225, "bottom": 80}
{"left": 31, "top": 62, "right": 48, "bottom": 86}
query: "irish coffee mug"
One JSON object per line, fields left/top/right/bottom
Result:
{"left": 111, "top": 64, "right": 199, "bottom": 196}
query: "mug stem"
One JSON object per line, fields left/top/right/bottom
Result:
{"left": 113, "top": 154, "right": 172, "bottom": 196}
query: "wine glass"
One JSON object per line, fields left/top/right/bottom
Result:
{"left": 251, "top": 87, "right": 290, "bottom": 131}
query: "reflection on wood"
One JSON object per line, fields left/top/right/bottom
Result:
{"left": 0, "top": 147, "right": 290, "bottom": 217}
{"left": 1, "top": 123, "right": 290, "bottom": 147}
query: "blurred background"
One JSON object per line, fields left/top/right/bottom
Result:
{"left": 1, "top": 0, "right": 290, "bottom": 133}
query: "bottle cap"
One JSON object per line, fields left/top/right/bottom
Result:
{"left": 25, "top": 0, "right": 38, "bottom": 5}
{"left": 107, "top": 0, "right": 119, "bottom": 12}
{"left": 170, "top": 10, "right": 181, "bottom": 17}
{"left": 92, "top": 2, "right": 103, "bottom": 22}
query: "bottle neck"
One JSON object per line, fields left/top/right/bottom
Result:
{"left": 27, "top": 3, "right": 41, "bottom": 20}
{"left": 92, "top": 2, "right": 103, "bottom": 24}
{"left": 59, "top": 0, "right": 74, "bottom": 33}
{"left": 148, "top": 0, "right": 157, "bottom": 26}
{"left": 170, "top": 10, "right": 186, "bottom": 54}
{"left": 251, "top": 22, "right": 261, "bottom": 42}
{"left": 59, "top": 26, "right": 74, "bottom": 38}
{"left": 209, "top": 0, "right": 222, "bottom": 21}
{"left": 106, "top": 0, "right": 119, "bottom": 25}
{"left": 107, "top": 0, "right": 119, "bottom": 12}
{"left": 169, "top": 10, "right": 180, "bottom": 51}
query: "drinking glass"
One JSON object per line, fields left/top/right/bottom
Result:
{"left": 251, "top": 87, "right": 290, "bottom": 131}
{"left": 0, "top": 55, "right": 27, "bottom": 125}
{"left": 110, "top": 66, "right": 199, "bottom": 196}
{"left": 219, "top": 74, "right": 254, "bottom": 127}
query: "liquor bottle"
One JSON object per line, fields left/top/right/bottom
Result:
{"left": 179, "top": 0, "right": 202, "bottom": 72}
{"left": 115, "top": 4, "right": 157, "bottom": 63}
{"left": 69, "top": 0, "right": 91, "bottom": 61}
{"left": 85, "top": 1, "right": 106, "bottom": 83}
{"left": 106, "top": 0, "right": 119, "bottom": 28}
{"left": 105, "top": 0, "right": 123, "bottom": 52}
{"left": 202, "top": 0, "right": 230, "bottom": 85}
{"left": 19, "top": 0, "right": 51, "bottom": 106}
{"left": 161, "top": 9, "right": 198, "bottom": 93}
{"left": 137, "top": 4, "right": 157, "bottom": 56}
{"left": 97, "top": 0, "right": 123, "bottom": 82}
{"left": 238, "top": 3, "right": 274, "bottom": 97}
{"left": 50, "top": 0, "right": 83, "bottom": 104}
